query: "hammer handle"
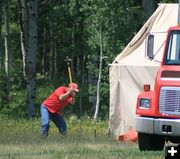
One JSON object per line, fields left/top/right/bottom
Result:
{"left": 68, "top": 65, "right": 72, "bottom": 83}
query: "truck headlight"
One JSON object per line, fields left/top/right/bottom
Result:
{"left": 139, "top": 98, "right": 150, "bottom": 109}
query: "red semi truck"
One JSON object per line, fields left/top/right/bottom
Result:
{"left": 135, "top": 25, "right": 180, "bottom": 151}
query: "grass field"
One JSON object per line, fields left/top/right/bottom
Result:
{"left": 0, "top": 116, "right": 164, "bottom": 159}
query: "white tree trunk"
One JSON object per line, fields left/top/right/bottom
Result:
{"left": 18, "top": 0, "right": 29, "bottom": 78}
{"left": 4, "top": 1, "right": 10, "bottom": 98}
{"left": 18, "top": 0, "right": 37, "bottom": 117}
{"left": 26, "top": 0, "right": 38, "bottom": 117}
{"left": 4, "top": 1, "right": 10, "bottom": 76}
{"left": 94, "top": 25, "right": 103, "bottom": 120}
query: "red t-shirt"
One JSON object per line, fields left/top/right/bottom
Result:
{"left": 43, "top": 86, "right": 72, "bottom": 113}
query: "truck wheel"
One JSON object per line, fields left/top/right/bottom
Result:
{"left": 138, "top": 133, "right": 165, "bottom": 151}
{"left": 168, "top": 136, "right": 180, "bottom": 143}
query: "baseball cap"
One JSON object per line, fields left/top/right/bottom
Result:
{"left": 69, "top": 83, "right": 79, "bottom": 92}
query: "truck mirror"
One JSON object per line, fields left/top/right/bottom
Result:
{"left": 146, "top": 33, "right": 154, "bottom": 60}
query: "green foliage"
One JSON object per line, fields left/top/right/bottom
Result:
{"left": 86, "top": 0, "right": 145, "bottom": 118}
{"left": 35, "top": 83, "right": 54, "bottom": 114}
{"left": 2, "top": 90, "right": 27, "bottom": 117}
{"left": 0, "top": 60, "right": 26, "bottom": 117}
{"left": 2, "top": 0, "right": 174, "bottom": 119}
{"left": 0, "top": 69, "right": 8, "bottom": 107}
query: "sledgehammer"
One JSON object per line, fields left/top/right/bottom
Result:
{"left": 64, "top": 57, "right": 72, "bottom": 83}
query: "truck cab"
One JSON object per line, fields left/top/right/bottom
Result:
{"left": 136, "top": 25, "right": 180, "bottom": 151}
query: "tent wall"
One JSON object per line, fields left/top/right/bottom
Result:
{"left": 109, "top": 64, "right": 159, "bottom": 136}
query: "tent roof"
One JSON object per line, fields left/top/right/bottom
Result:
{"left": 113, "top": 4, "right": 178, "bottom": 66}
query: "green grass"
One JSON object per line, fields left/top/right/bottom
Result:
{"left": 0, "top": 116, "right": 164, "bottom": 159}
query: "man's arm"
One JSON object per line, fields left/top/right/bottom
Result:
{"left": 59, "top": 87, "right": 74, "bottom": 101}
{"left": 70, "top": 93, "right": 75, "bottom": 105}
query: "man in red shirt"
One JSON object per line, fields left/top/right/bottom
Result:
{"left": 40, "top": 83, "right": 79, "bottom": 137}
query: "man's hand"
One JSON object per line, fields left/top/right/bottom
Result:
{"left": 69, "top": 87, "right": 75, "bottom": 104}
{"left": 68, "top": 87, "right": 74, "bottom": 95}
{"left": 59, "top": 87, "right": 75, "bottom": 101}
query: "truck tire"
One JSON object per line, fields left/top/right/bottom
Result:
{"left": 168, "top": 137, "right": 180, "bottom": 143}
{"left": 138, "top": 133, "right": 165, "bottom": 151}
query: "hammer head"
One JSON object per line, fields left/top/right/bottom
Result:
{"left": 64, "top": 56, "right": 72, "bottom": 63}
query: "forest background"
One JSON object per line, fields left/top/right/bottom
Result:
{"left": 0, "top": 0, "right": 177, "bottom": 119}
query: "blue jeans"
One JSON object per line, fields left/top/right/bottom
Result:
{"left": 40, "top": 104, "right": 67, "bottom": 137}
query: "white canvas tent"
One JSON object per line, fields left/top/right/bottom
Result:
{"left": 109, "top": 4, "right": 178, "bottom": 137}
